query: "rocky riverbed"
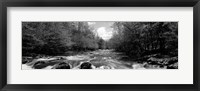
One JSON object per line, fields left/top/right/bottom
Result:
{"left": 22, "top": 49, "right": 178, "bottom": 69}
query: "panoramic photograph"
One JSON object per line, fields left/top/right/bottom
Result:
{"left": 22, "top": 22, "right": 178, "bottom": 69}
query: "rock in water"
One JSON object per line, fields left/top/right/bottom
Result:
{"left": 33, "top": 61, "right": 46, "bottom": 69}
{"left": 167, "top": 66, "right": 176, "bottom": 69}
{"left": 80, "top": 62, "right": 93, "bottom": 69}
{"left": 167, "top": 62, "right": 178, "bottom": 69}
{"left": 22, "top": 57, "right": 33, "bottom": 64}
{"left": 22, "top": 59, "right": 28, "bottom": 64}
{"left": 99, "top": 66, "right": 110, "bottom": 69}
{"left": 53, "top": 62, "right": 71, "bottom": 69}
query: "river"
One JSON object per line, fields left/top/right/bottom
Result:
{"left": 22, "top": 49, "right": 165, "bottom": 69}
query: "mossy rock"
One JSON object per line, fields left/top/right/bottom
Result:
{"left": 80, "top": 62, "right": 93, "bottom": 69}
{"left": 22, "top": 57, "right": 33, "bottom": 64}
{"left": 33, "top": 61, "right": 46, "bottom": 69}
{"left": 53, "top": 62, "right": 71, "bottom": 69}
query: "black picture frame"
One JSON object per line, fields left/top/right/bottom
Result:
{"left": 0, "top": 0, "right": 199, "bottom": 91}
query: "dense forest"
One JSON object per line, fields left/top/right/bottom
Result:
{"left": 22, "top": 22, "right": 101, "bottom": 56}
{"left": 108, "top": 22, "right": 178, "bottom": 58}
{"left": 22, "top": 22, "right": 178, "bottom": 69}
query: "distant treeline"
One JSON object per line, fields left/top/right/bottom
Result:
{"left": 22, "top": 22, "right": 104, "bottom": 56}
{"left": 107, "top": 22, "right": 178, "bottom": 58}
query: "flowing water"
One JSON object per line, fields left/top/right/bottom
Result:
{"left": 22, "top": 49, "right": 165, "bottom": 69}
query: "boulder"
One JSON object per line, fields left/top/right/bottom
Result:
{"left": 98, "top": 66, "right": 110, "bottom": 69}
{"left": 167, "top": 62, "right": 178, "bottom": 69}
{"left": 53, "top": 62, "right": 71, "bottom": 69}
{"left": 167, "top": 66, "right": 176, "bottom": 69}
{"left": 22, "top": 57, "right": 33, "bottom": 64}
{"left": 33, "top": 61, "right": 46, "bottom": 69}
{"left": 80, "top": 62, "right": 93, "bottom": 69}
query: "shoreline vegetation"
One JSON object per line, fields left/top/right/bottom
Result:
{"left": 22, "top": 22, "right": 178, "bottom": 69}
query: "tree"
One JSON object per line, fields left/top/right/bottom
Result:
{"left": 108, "top": 22, "right": 178, "bottom": 59}
{"left": 22, "top": 22, "right": 101, "bottom": 56}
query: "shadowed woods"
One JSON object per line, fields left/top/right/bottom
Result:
{"left": 22, "top": 22, "right": 178, "bottom": 69}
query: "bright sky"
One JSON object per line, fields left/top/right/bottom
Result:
{"left": 88, "top": 22, "right": 114, "bottom": 40}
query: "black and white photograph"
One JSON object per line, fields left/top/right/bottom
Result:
{"left": 22, "top": 22, "right": 178, "bottom": 69}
